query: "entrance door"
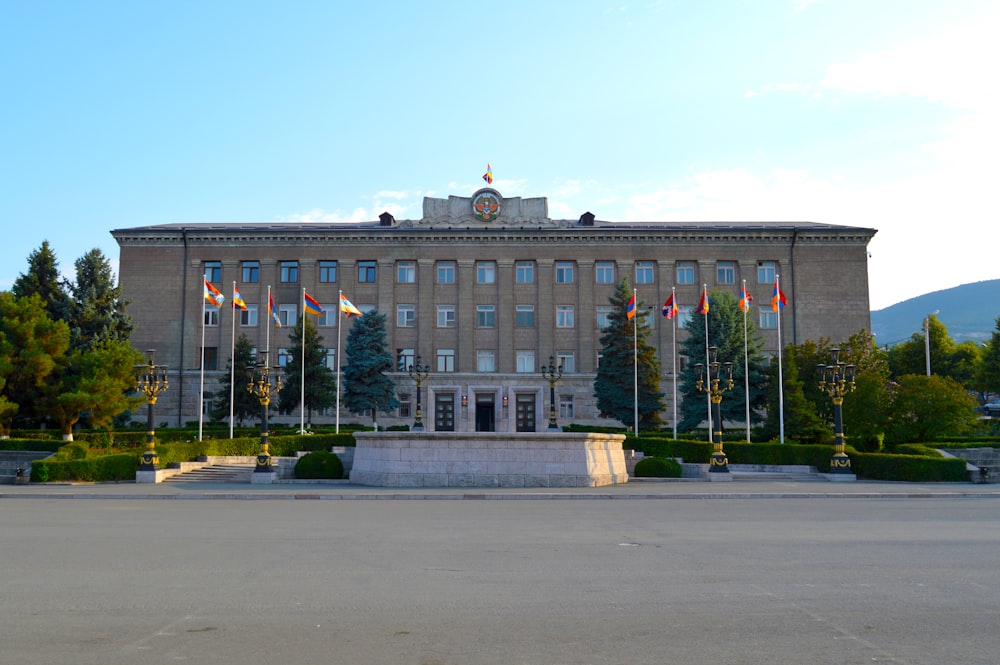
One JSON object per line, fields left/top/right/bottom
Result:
{"left": 434, "top": 393, "right": 455, "bottom": 432}
{"left": 475, "top": 393, "right": 495, "bottom": 432}
{"left": 515, "top": 393, "right": 536, "bottom": 432}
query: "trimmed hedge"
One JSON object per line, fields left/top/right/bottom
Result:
{"left": 0, "top": 438, "right": 65, "bottom": 453}
{"left": 634, "top": 457, "right": 682, "bottom": 478}
{"left": 31, "top": 454, "right": 138, "bottom": 483}
{"left": 294, "top": 450, "right": 344, "bottom": 479}
{"left": 851, "top": 452, "right": 967, "bottom": 482}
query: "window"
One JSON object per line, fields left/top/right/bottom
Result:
{"left": 319, "top": 260, "right": 338, "bottom": 283}
{"left": 397, "top": 304, "right": 416, "bottom": 328}
{"left": 635, "top": 261, "right": 654, "bottom": 285}
{"left": 515, "top": 305, "right": 535, "bottom": 327}
{"left": 760, "top": 310, "right": 778, "bottom": 329}
{"left": 758, "top": 260, "right": 777, "bottom": 284}
{"left": 277, "top": 347, "right": 292, "bottom": 367}
{"left": 555, "top": 261, "right": 575, "bottom": 284}
{"left": 324, "top": 350, "right": 337, "bottom": 371}
{"left": 204, "top": 261, "right": 222, "bottom": 283}
{"left": 515, "top": 261, "right": 535, "bottom": 284}
{"left": 278, "top": 304, "right": 297, "bottom": 328}
{"left": 202, "top": 347, "right": 219, "bottom": 371}
{"left": 477, "top": 350, "right": 496, "bottom": 372}
{"left": 398, "top": 399, "right": 411, "bottom": 419}
{"left": 717, "top": 261, "right": 736, "bottom": 285}
{"left": 559, "top": 395, "right": 575, "bottom": 419}
{"left": 437, "top": 305, "right": 456, "bottom": 328}
{"left": 397, "top": 348, "right": 415, "bottom": 372}
{"left": 677, "top": 306, "right": 694, "bottom": 327}
{"left": 358, "top": 304, "right": 376, "bottom": 315}
{"left": 556, "top": 305, "right": 574, "bottom": 328}
{"left": 319, "top": 307, "right": 336, "bottom": 327}
{"left": 676, "top": 262, "right": 695, "bottom": 285}
{"left": 476, "top": 305, "right": 495, "bottom": 327}
{"left": 437, "top": 348, "right": 455, "bottom": 372}
{"left": 557, "top": 351, "right": 575, "bottom": 373}
{"left": 204, "top": 308, "right": 219, "bottom": 327}
{"left": 437, "top": 261, "right": 456, "bottom": 284}
{"left": 597, "top": 306, "right": 613, "bottom": 330}
{"left": 397, "top": 261, "right": 415, "bottom": 283}
{"left": 595, "top": 261, "right": 615, "bottom": 284}
{"left": 516, "top": 350, "right": 535, "bottom": 373}
{"left": 240, "top": 304, "right": 259, "bottom": 327}
{"left": 241, "top": 261, "right": 259, "bottom": 283}
{"left": 357, "top": 260, "right": 377, "bottom": 283}
{"left": 279, "top": 261, "right": 298, "bottom": 283}
{"left": 476, "top": 261, "right": 496, "bottom": 284}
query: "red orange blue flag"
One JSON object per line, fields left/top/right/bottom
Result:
{"left": 303, "top": 290, "right": 324, "bottom": 316}
{"left": 232, "top": 285, "right": 247, "bottom": 311}
{"left": 204, "top": 279, "right": 225, "bottom": 307}
{"left": 739, "top": 283, "right": 753, "bottom": 313}
{"left": 482, "top": 163, "right": 493, "bottom": 184}
{"left": 662, "top": 293, "right": 678, "bottom": 319}
{"left": 269, "top": 293, "right": 281, "bottom": 327}
{"left": 339, "top": 292, "right": 362, "bottom": 318}
{"left": 696, "top": 287, "right": 710, "bottom": 315}
{"left": 626, "top": 293, "right": 637, "bottom": 320}
{"left": 771, "top": 280, "right": 787, "bottom": 311}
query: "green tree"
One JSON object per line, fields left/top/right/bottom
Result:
{"left": 887, "top": 314, "right": 969, "bottom": 382}
{"left": 677, "top": 290, "right": 768, "bottom": 433}
{"left": 975, "top": 316, "right": 1000, "bottom": 395}
{"left": 760, "top": 348, "right": 829, "bottom": 444}
{"left": 593, "top": 279, "right": 664, "bottom": 431}
{"left": 67, "top": 248, "right": 134, "bottom": 350}
{"left": 342, "top": 310, "right": 399, "bottom": 427}
{"left": 839, "top": 330, "right": 891, "bottom": 452}
{"left": 884, "top": 374, "right": 980, "bottom": 445}
{"left": 211, "top": 334, "right": 261, "bottom": 427}
{"left": 278, "top": 316, "right": 337, "bottom": 421}
{"left": 11, "top": 240, "right": 71, "bottom": 322}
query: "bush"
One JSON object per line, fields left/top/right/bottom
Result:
{"left": 294, "top": 450, "right": 344, "bottom": 479}
{"left": 852, "top": 452, "right": 967, "bottom": 482}
{"left": 30, "top": 454, "right": 138, "bottom": 483}
{"left": 633, "top": 457, "right": 682, "bottom": 478}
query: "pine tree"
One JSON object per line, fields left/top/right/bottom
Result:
{"left": 342, "top": 310, "right": 399, "bottom": 427}
{"left": 593, "top": 279, "right": 664, "bottom": 431}
{"left": 67, "top": 248, "right": 133, "bottom": 350}
{"left": 12, "top": 240, "right": 71, "bottom": 322}
{"left": 211, "top": 334, "right": 261, "bottom": 427}
{"left": 277, "top": 317, "right": 337, "bottom": 422}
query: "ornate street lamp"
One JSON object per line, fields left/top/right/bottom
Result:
{"left": 135, "top": 350, "right": 169, "bottom": 471}
{"left": 407, "top": 356, "right": 431, "bottom": 431}
{"left": 817, "top": 347, "right": 856, "bottom": 474}
{"left": 541, "top": 356, "right": 564, "bottom": 431}
{"left": 694, "top": 346, "right": 734, "bottom": 473}
{"left": 247, "top": 351, "right": 283, "bottom": 473}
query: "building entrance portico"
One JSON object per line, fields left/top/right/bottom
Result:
{"left": 474, "top": 393, "right": 495, "bottom": 432}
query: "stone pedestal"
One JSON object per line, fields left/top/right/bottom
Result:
{"left": 350, "top": 432, "right": 628, "bottom": 488}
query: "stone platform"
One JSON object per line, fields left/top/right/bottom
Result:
{"left": 349, "top": 431, "right": 629, "bottom": 488}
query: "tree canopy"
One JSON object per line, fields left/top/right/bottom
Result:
{"left": 278, "top": 316, "right": 338, "bottom": 422}
{"left": 341, "top": 310, "right": 399, "bottom": 426}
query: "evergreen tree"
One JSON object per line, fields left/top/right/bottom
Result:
{"left": 975, "top": 316, "right": 1000, "bottom": 396}
{"left": 677, "top": 290, "right": 768, "bottom": 433}
{"left": 11, "top": 240, "right": 71, "bottom": 322}
{"left": 278, "top": 316, "right": 338, "bottom": 422}
{"left": 67, "top": 248, "right": 134, "bottom": 350}
{"left": 342, "top": 310, "right": 399, "bottom": 427}
{"left": 593, "top": 279, "right": 664, "bottom": 431}
{"left": 210, "top": 334, "right": 261, "bottom": 427}
{"left": 760, "top": 347, "right": 830, "bottom": 444}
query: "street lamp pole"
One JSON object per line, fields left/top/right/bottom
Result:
{"left": 408, "top": 356, "right": 431, "bottom": 431}
{"left": 923, "top": 311, "right": 938, "bottom": 376}
{"left": 135, "top": 350, "right": 168, "bottom": 471}
{"left": 817, "top": 347, "right": 856, "bottom": 474}
{"left": 541, "top": 356, "right": 564, "bottom": 431}
{"left": 247, "top": 351, "right": 283, "bottom": 473}
{"left": 694, "top": 346, "right": 734, "bottom": 473}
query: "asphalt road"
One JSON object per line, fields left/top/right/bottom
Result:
{"left": 2, "top": 492, "right": 998, "bottom": 664}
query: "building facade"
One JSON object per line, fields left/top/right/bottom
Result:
{"left": 112, "top": 189, "right": 876, "bottom": 431}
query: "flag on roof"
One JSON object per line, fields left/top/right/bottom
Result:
{"left": 204, "top": 280, "right": 225, "bottom": 307}
{"left": 482, "top": 163, "right": 493, "bottom": 184}
{"left": 303, "top": 290, "right": 324, "bottom": 316}
{"left": 339, "top": 292, "right": 362, "bottom": 318}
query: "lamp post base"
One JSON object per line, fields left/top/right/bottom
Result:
{"left": 709, "top": 452, "right": 730, "bottom": 472}
{"left": 139, "top": 450, "right": 159, "bottom": 471}
{"left": 255, "top": 454, "right": 272, "bottom": 473}
{"left": 829, "top": 453, "right": 853, "bottom": 474}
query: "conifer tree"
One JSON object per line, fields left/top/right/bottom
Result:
{"left": 342, "top": 310, "right": 399, "bottom": 427}
{"left": 278, "top": 317, "right": 337, "bottom": 422}
{"left": 211, "top": 334, "right": 261, "bottom": 427}
{"left": 67, "top": 248, "right": 133, "bottom": 350}
{"left": 12, "top": 240, "right": 71, "bottom": 322}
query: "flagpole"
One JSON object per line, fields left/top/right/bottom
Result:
{"left": 266, "top": 285, "right": 272, "bottom": 365}
{"left": 229, "top": 281, "right": 237, "bottom": 439}
{"left": 742, "top": 279, "right": 750, "bottom": 443}
{"left": 336, "top": 290, "right": 343, "bottom": 434}
{"left": 300, "top": 287, "right": 306, "bottom": 435}
{"left": 199, "top": 287, "right": 207, "bottom": 442}
{"left": 776, "top": 274, "right": 785, "bottom": 444}
{"left": 671, "top": 287, "right": 677, "bottom": 441}
{"left": 632, "top": 288, "right": 639, "bottom": 437}
{"left": 703, "top": 284, "right": 712, "bottom": 444}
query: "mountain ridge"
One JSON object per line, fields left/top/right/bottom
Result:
{"left": 870, "top": 279, "right": 1000, "bottom": 346}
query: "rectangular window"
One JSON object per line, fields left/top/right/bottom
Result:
{"left": 597, "top": 305, "right": 613, "bottom": 330}
{"left": 515, "top": 304, "right": 535, "bottom": 327}
{"left": 397, "top": 348, "right": 415, "bottom": 372}
{"left": 758, "top": 260, "right": 777, "bottom": 284}
{"left": 397, "top": 261, "right": 416, "bottom": 283}
{"left": 204, "top": 261, "right": 222, "bottom": 283}
{"left": 398, "top": 400, "right": 411, "bottom": 419}
{"left": 277, "top": 347, "right": 292, "bottom": 367}
{"left": 555, "top": 261, "right": 575, "bottom": 284}
{"left": 437, "top": 348, "right": 455, "bottom": 373}
{"left": 595, "top": 261, "right": 615, "bottom": 284}
{"left": 476, "top": 305, "right": 496, "bottom": 327}
{"left": 676, "top": 262, "right": 695, "bottom": 285}
{"left": 557, "top": 351, "right": 575, "bottom": 373}
{"left": 319, "top": 260, "right": 338, "bottom": 283}
{"left": 717, "top": 261, "right": 736, "bottom": 285}
{"left": 476, "top": 261, "right": 496, "bottom": 284}
{"left": 319, "top": 307, "right": 336, "bottom": 327}
{"left": 760, "top": 310, "right": 778, "bottom": 329}
{"left": 437, "top": 305, "right": 456, "bottom": 328}
{"left": 437, "top": 261, "right": 456, "bottom": 284}
{"left": 397, "top": 304, "right": 416, "bottom": 328}
{"left": 477, "top": 350, "right": 496, "bottom": 373}
{"left": 278, "top": 304, "right": 297, "bottom": 327}
{"left": 357, "top": 260, "right": 377, "bottom": 283}
{"left": 635, "top": 261, "right": 654, "bottom": 285}
{"left": 202, "top": 347, "right": 219, "bottom": 371}
{"left": 241, "top": 261, "right": 259, "bottom": 283}
{"left": 677, "top": 306, "right": 694, "bottom": 327}
{"left": 324, "top": 350, "right": 337, "bottom": 371}
{"left": 515, "top": 261, "right": 535, "bottom": 284}
{"left": 240, "top": 304, "right": 259, "bottom": 327}
{"left": 516, "top": 350, "right": 535, "bottom": 373}
{"left": 559, "top": 395, "right": 575, "bottom": 419}
{"left": 204, "top": 308, "right": 219, "bottom": 327}
{"left": 556, "top": 305, "right": 575, "bottom": 328}
{"left": 279, "top": 261, "right": 298, "bottom": 283}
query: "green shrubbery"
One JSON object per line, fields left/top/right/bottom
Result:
{"left": 633, "top": 457, "right": 682, "bottom": 478}
{"left": 294, "top": 450, "right": 344, "bottom": 479}
{"left": 30, "top": 454, "right": 138, "bottom": 483}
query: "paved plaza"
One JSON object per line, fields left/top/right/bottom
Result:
{"left": 2, "top": 481, "right": 999, "bottom": 664}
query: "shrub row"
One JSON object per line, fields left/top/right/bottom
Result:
{"left": 851, "top": 452, "right": 967, "bottom": 482}
{"left": 31, "top": 454, "right": 138, "bottom": 483}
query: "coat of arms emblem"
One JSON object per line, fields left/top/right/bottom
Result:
{"left": 472, "top": 190, "right": 501, "bottom": 222}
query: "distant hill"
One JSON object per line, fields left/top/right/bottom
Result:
{"left": 871, "top": 279, "right": 1000, "bottom": 346}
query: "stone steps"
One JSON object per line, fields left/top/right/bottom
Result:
{"left": 163, "top": 464, "right": 255, "bottom": 484}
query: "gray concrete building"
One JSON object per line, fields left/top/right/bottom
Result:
{"left": 112, "top": 188, "right": 876, "bottom": 431}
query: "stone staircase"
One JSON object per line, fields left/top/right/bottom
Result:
{"left": 726, "top": 464, "right": 823, "bottom": 481}
{"left": 0, "top": 450, "right": 53, "bottom": 484}
{"left": 163, "top": 463, "right": 255, "bottom": 484}
{"left": 938, "top": 448, "right": 1000, "bottom": 483}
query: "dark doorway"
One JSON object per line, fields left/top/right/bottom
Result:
{"left": 475, "top": 393, "right": 495, "bottom": 432}
{"left": 515, "top": 393, "right": 536, "bottom": 432}
{"left": 434, "top": 393, "right": 455, "bottom": 432}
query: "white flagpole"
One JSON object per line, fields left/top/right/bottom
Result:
{"left": 703, "top": 284, "right": 712, "bottom": 444}
{"left": 336, "top": 290, "right": 343, "bottom": 434}
{"left": 229, "top": 281, "right": 237, "bottom": 439}
{"left": 742, "top": 279, "right": 750, "bottom": 443}
{"left": 266, "top": 285, "right": 272, "bottom": 364}
{"left": 300, "top": 287, "right": 306, "bottom": 435}
{"left": 776, "top": 274, "right": 785, "bottom": 444}
{"left": 198, "top": 288, "right": 207, "bottom": 442}
{"left": 671, "top": 287, "right": 677, "bottom": 441}
{"left": 632, "top": 288, "right": 639, "bottom": 437}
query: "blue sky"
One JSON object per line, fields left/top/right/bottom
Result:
{"left": 2, "top": 0, "right": 997, "bottom": 311}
